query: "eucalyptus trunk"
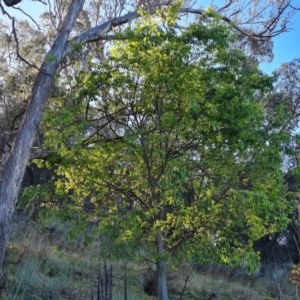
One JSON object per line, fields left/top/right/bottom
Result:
{"left": 0, "top": 0, "right": 85, "bottom": 273}
{"left": 156, "top": 227, "right": 168, "bottom": 300}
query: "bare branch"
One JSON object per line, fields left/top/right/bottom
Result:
{"left": 181, "top": 7, "right": 274, "bottom": 40}
{"left": 2, "top": 0, "right": 296, "bottom": 75}
{"left": 255, "top": 1, "right": 290, "bottom": 37}
{"left": 35, "top": 0, "right": 47, "bottom": 4}
{"left": 217, "top": 0, "right": 234, "bottom": 13}
{"left": 71, "top": 10, "right": 140, "bottom": 45}
{"left": 289, "top": 4, "right": 300, "bottom": 10}
{"left": 45, "top": 0, "right": 60, "bottom": 33}
{"left": 11, "top": 18, "right": 42, "bottom": 71}
{"left": 12, "top": 6, "right": 41, "bottom": 30}
{"left": 0, "top": 2, "right": 44, "bottom": 71}
{"left": 0, "top": 1, "right": 12, "bottom": 17}
{"left": 66, "top": 3, "right": 286, "bottom": 55}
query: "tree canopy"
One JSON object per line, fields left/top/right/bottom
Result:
{"left": 0, "top": 1, "right": 299, "bottom": 298}
{"left": 38, "top": 7, "right": 294, "bottom": 298}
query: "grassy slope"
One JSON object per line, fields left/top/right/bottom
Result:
{"left": 0, "top": 218, "right": 297, "bottom": 300}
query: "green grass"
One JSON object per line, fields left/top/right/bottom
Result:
{"left": 0, "top": 218, "right": 297, "bottom": 300}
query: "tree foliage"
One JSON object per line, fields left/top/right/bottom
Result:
{"left": 0, "top": 0, "right": 299, "bottom": 297}
{"left": 41, "top": 6, "right": 293, "bottom": 276}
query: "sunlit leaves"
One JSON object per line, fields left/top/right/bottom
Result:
{"left": 41, "top": 6, "right": 293, "bottom": 270}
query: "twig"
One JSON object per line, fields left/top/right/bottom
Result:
{"left": 289, "top": 4, "right": 300, "bottom": 10}
{"left": 124, "top": 262, "right": 127, "bottom": 300}
{"left": 11, "top": 18, "right": 41, "bottom": 71}
{"left": 0, "top": 1, "right": 11, "bottom": 17}
{"left": 179, "top": 275, "right": 189, "bottom": 300}
{"left": 12, "top": 6, "right": 41, "bottom": 30}
{"left": 217, "top": 0, "right": 234, "bottom": 12}
{"left": 0, "top": 2, "right": 47, "bottom": 73}
{"left": 46, "top": 0, "right": 58, "bottom": 32}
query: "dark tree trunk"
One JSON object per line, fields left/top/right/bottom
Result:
{"left": 156, "top": 228, "right": 168, "bottom": 300}
{"left": 0, "top": 0, "right": 84, "bottom": 273}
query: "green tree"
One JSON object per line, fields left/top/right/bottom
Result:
{"left": 0, "top": 0, "right": 297, "bottom": 277}
{"left": 42, "top": 8, "right": 293, "bottom": 299}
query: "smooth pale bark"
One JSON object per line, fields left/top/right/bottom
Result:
{"left": 156, "top": 228, "right": 168, "bottom": 300}
{"left": 0, "top": 0, "right": 85, "bottom": 273}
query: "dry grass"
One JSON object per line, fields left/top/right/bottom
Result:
{"left": 167, "top": 263, "right": 296, "bottom": 300}
{"left": 0, "top": 218, "right": 297, "bottom": 300}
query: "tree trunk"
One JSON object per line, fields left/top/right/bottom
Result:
{"left": 156, "top": 228, "right": 168, "bottom": 300}
{"left": 0, "top": 0, "right": 85, "bottom": 273}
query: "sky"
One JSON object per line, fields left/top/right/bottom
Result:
{"left": 1, "top": 0, "right": 300, "bottom": 75}
{"left": 260, "top": 14, "right": 300, "bottom": 74}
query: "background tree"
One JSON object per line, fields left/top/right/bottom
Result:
{"left": 261, "top": 59, "right": 300, "bottom": 266}
{"left": 0, "top": 18, "right": 47, "bottom": 160}
{"left": 41, "top": 8, "right": 293, "bottom": 299}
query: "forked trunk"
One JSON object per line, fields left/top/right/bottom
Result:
{"left": 156, "top": 227, "right": 168, "bottom": 300}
